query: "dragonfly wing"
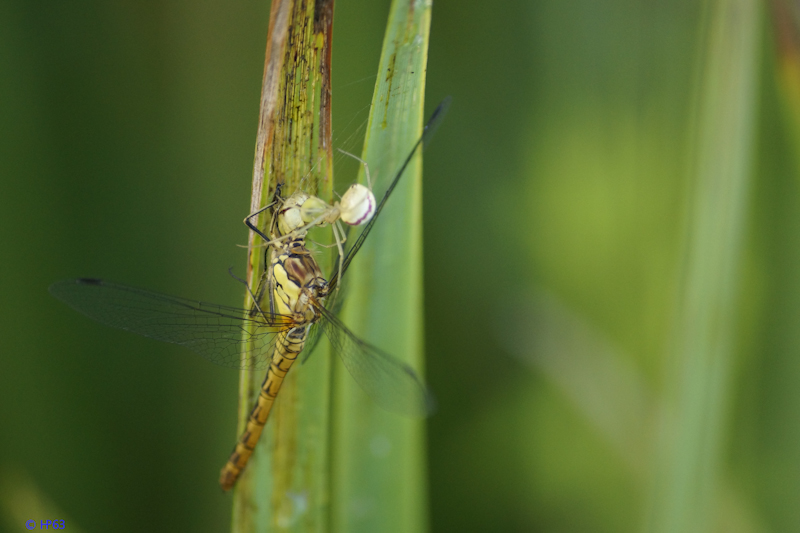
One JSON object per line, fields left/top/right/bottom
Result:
{"left": 327, "top": 97, "right": 451, "bottom": 291}
{"left": 302, "top": 322, "right": 323, "bottom": 365}
{"left": 316, "top": 303, "right": 434, "bottom": 417}
{"left": 300, "top": 276, "right": 348, "bottom": 365}
{"left": 49, "top": 278, "right": 291, "bottom": 370}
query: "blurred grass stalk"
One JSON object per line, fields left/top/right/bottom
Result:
{"left": 645, "top": 1, "right": 760, "bottom": 532}
{"left": 331, "top": 1, "right": 431, "bottom": 532}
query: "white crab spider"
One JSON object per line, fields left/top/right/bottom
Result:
{"left": 245, "top": 150, "right": 376, "bottom": 291}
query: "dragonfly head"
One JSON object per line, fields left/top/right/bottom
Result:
{"left": 297, "top": 275, "right": 328, "bottom": 323}
{"left": 307, "top": 276, "right": 329, "bottom": 300}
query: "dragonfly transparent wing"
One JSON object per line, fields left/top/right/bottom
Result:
{"left": 49, "top": 278, "right": 293, "bottom": 370}
{"left": 327, "top": 97, "right": 451, "bottom": 291}
{"left": 316, "top": 302, "right": 435, "bottom": 417}
{"left": 302, "top": 322, "right": 323, "bottom": 365}
{"left": 301, "top": 275, "right": 348, "bottom": 365}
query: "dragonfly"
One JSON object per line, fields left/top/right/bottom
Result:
{"left": 49, "top": 97, "right": 451, "bottom": 491}
{"left": 244, "top": 147, "right": 378, "bottom": 293}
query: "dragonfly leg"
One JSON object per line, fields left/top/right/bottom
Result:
{"left": 227, "top": 267, "right": 269, "bottom": 322}
{"left": 244, "top": 204, "right": 274, "bottom": 242}
{"left": 243, "top": 183, "right": 285, "bottom": 243}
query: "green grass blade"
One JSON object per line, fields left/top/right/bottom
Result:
{"left": 232, "top": 1, "right": 334, "bottom": 531}
{"left": 645, "top": 1, "right": 761, "bottom": 531}
{"left": 331, "top": 1, "right": 432, "bottom": 532}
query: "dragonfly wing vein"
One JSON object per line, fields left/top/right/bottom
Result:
{"left": 49, "top": 279, "right": 289, "bottom": 370}
{"left": 316, "top": 304, "right": 434, "bottom": 417}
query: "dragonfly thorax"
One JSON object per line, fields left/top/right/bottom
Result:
{"left": 271, "top": 243, "right": 329, "bottom": 322}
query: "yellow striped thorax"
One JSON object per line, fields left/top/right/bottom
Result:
{"left": 270, "top": 238, "right": 328, "bottom": 323}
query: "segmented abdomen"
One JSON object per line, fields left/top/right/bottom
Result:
{"left": 219, "top": 326, "right": 307, "bottom": 491}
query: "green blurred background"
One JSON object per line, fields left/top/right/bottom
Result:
{"left": 2, "top": 0, "right": 798, "bottom": 531}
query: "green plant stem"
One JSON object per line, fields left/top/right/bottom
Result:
{"left": 232, "top": 1, "right": 334, "bottom": 531}
{"left": 331, "top": 1, "right": 432, "bottom": 532}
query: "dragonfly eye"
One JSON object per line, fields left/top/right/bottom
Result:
{"left": 339, "top": 183, "right": 375, "bottom": 226}
{"left": 304, "top": 275, "right": 329, "bottom": 300}
{"left": 314, "top": 277, "right": 329, "bottom": 295}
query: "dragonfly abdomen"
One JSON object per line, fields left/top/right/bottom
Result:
{"left": 219, "top": 327, "right": 308, "bottom": 491}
